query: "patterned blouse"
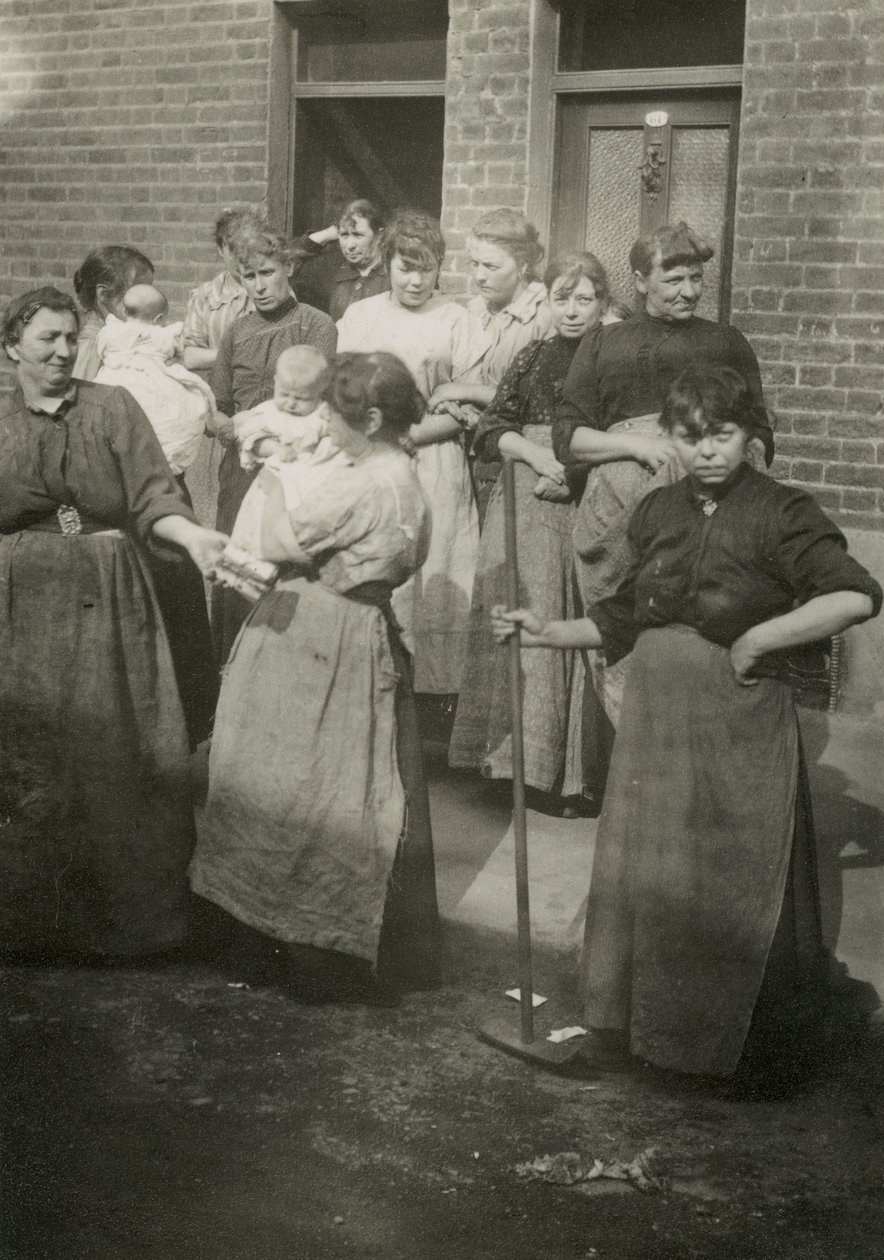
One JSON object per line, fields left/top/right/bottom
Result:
{"left": 473, "top": 335, "right": 581, "bottom": 462}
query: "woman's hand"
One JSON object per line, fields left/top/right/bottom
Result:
{"left": 625, "top": 433, "right": 677, "bottom": 472}
{"left": 729, "top": 630, "right": 762, "bottom": 686}
{"left": 152, "top": 515, "right": 229, "bottom": 578}
{"left": 533, "top": 475, "right": 572, "bottom": 502}
{"left": 525, "top": 446, "right": 566, "bottom": 482}
{"left": 427, "top": 382, "right": 466, "bottom": 410}
{"left": 209, "top": 412, "right": 236, "bottom": 445}
{"left": 490, "top": 605, "right": 548, "bottom": 647}
{"left": 185, "top": 527, "right": 229, "bottom": 579}
{"left": 430, "top": 398, "right": 472, "bottom": 428}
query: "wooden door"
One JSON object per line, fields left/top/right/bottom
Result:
{"left": 554, "top": 92, "right": 741, "bottom": 321}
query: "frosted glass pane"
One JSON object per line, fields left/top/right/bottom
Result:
{"left": 668, "top": 127, "right": 730, "bottom": 319}
{"left": 583, "top": 129, "right": 644, "bottom": 314}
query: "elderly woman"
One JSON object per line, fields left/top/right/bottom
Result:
{"left": 0, "top": 287, "right": 227, "bottom": 959}
{"left": 191, "top": 352, "right": 441, "bottom": 1002}
{"left": 496, "top": 365, "right": 881, "bottom": 1088}
{"left": 553, "top": 222, "right": 771, "bottom": 779}
{"left": 336, "top": 212, "right": 491, "bottom": 718}
{"left": 210, "top": 221, "right": 337, "bottom": 660}
{"left": 72, "top": 244, "right": 154, "bottom": 381}
{"left": 450, "top": 253, "right": 618, "bottom": 808}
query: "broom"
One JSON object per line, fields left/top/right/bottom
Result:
{"left": 478, "top": 457, "right": 584, "bottom": 1069}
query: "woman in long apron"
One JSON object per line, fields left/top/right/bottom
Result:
{"left": 494, "top": 365, "right": 881, "bottom": 1085}
{"left": 449, "top": 252, "right": 618, "bottom": 809}
{"left": 336, "top": 213, "right": 491, "bottom": 736}
{"left": 190, "top": 352, "right": 441, "bottom": 1002}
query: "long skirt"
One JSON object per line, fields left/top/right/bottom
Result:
{"left": 210, "top": 443, "right": 258, "bottom": 663}
{"left": 393, "top": 436, "right": 479, "bottom": 695}
{"left": 190, "top": 578, "right": 441, "bottom": 984}
{"left": 0, "top": 530, "right": 196, "bottom": 957}
{"left": 449, "top": 434, "right": 584, "bottom": 795}
{"left": 581, "top": 626, "right": 827, "bottom": 1077}
{"left": 147, "top": 476, "right": 218, "bottom": 747}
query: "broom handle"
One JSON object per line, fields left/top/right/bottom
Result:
{"left": 502, "top": 457, "right": 534, "bottom": 1044}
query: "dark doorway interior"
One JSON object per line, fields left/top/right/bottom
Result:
{"left": 290, "top": 95, "right": 444, "bottom": 311}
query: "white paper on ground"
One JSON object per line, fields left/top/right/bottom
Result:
{"left": 547, "top": 1025, "right": 588, "bottom": 1044}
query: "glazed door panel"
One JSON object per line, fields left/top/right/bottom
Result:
{"left": 554, "top": 92, "right": 741, "bottom": 320}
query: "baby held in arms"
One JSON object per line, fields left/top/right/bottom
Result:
{"left": 95, "top": 284, "right": 217, "bottom": 477}
{"left": 216, "top": 345, "right": 347, "bottom": 600}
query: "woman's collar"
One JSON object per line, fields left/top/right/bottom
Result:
{"left": 257, "top": 294, "right": 297, "bottom": 321}
{"left": 687, "top": 461, "right": 751, "bottom": 507}
{"left": 470, "top": 279, "right": 546, "bottom": 325}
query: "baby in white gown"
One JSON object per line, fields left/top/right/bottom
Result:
{"left": 95, "top": 284, "right": 216, "bottom": 476}
{"left": 214, "top": 346, "right": 349, "bottom": 598}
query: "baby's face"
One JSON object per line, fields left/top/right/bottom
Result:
{"left": 273, "top": 370, "right": 321, "bottom": 416}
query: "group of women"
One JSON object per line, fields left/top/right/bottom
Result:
{"left": 1, "top": 195, "right": 879, "bottom": 1089}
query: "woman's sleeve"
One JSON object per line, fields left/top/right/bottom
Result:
{"left": 552, "top": 325, "right": 603, "bottom": 461}
{"left": 303, "top": 308, "right": 338, "bottom": 358}
{"left": 181, "top": 285, "right": 209, "bottom": 349}
{"left": 107, "top": 390, "right": 196, "bottom": 546}
{"left": 473, "top": 346, "right": 533, "bottom": 461}
{"left": 209, "top": 325, "right": 235, "bottom": 415}
{"left": 774, "top": 489, "right": 883, "bottom": 613}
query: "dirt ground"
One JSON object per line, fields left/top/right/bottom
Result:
{"left": 2, "top": 931, "right": 882, "bottom": 1260}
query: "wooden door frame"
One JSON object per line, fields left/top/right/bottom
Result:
{"left": 552, "top": 91, "right": 742, "bottom": 318}
{"left": 269, "top": 1, "right": 446, "bottom": 235}
{"left": 527, "top": 0, "right": 743, "bottom": 292}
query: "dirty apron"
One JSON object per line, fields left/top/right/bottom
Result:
{"left": 582, "top": 626, "right": 825, "bottom": 1077}
{"left": 191, "top": 577, "right": 407, "bottom": 964}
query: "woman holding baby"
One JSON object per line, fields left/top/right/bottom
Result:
{"left": 190, "top": 352, "right": 442, "bottom": 1004}
{"left": 210, "top": 221, "right": 337, "bottom": 661}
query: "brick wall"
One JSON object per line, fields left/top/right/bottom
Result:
{"left": 0, "top": 0, "right": 272, "bottom": 357}
{"left": 440, "top": 0, "right": 533, "bottom": 296}
{"left": 733, "top": 0, "right": 884, "bottom": 529}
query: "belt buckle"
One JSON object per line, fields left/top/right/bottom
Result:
{"left": 57, "top": 505, "right": 82, "bottom": 535}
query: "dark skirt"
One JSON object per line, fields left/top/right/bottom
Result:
{"left": 581, "top": 626, "right": 826, "bottom": 1077}
{"left": 148, "top": 477, "right": 218, "bottom": 747}
{"left": 210, "top": 444, "right": 258, "bottom": 663}
{"left": 0, "top": 530, "right": 195, "bottom": 957}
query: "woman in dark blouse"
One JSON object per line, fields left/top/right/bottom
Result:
{"left": 494, "top": 366, "right": 881, "bottom": 1087}
{"left": 450, "top": 253, "right": 618, "bottom": 808}
{"left": 0, "top": 287, "right": 228, "bottom": 959}
{"left": 210, "top": 221, "right": 337, "bottom": 660}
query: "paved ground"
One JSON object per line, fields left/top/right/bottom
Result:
{"left": 2, "top": 709, "right": 882, "bottom": 1260}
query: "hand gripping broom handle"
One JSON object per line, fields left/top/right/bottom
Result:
{"left": 502, "top": 457, "right": 535, "bottom": 1044}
